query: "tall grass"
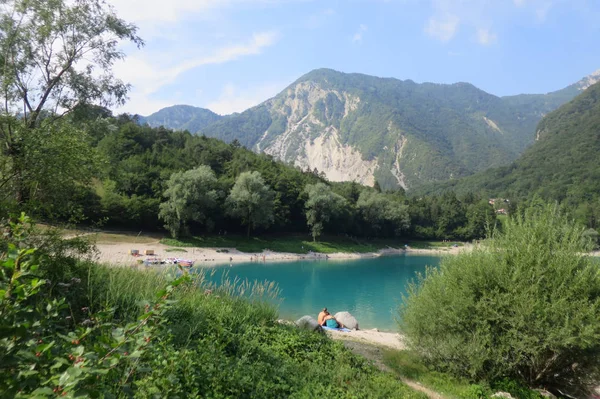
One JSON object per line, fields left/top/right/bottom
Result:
{"left": 69, "top": 262, "right": 425, "bottom": 398}
{"left": 79, "top": 263, "right": 281, "bottom": 342}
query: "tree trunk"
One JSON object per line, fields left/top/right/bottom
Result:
{"left": 247, "top": 223, "right": 251, "bottom": 239}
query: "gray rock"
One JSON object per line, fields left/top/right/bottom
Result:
{"left": 334, "top": 311, "right": 359, "bottom": 330}
{"left": 491, "top": 393, "right": 515, "bottom": 399}
{"left": 295, "top": 315, "right": 323, "bottom": 332}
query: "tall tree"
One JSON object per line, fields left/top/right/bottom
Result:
{"left": 0, "top": 0, "right": 142, "bottom": 204}
{"left": 159, "top": 166, "right": 220, "bottom": 238}
{"left": 356, "top": 191, "right": 410, "bottom": 237}
{"left": 226, "top": 171, "right": 274, "bottom": 237}
{"left": 304, "top": 183, "right": 347, "bottom": 241}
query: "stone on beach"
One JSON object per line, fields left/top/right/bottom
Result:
{"left": 334, "top": 311, "right": 359, "bottom": 330}
{"left": 295, "top": 315, "right": 323, "bottom": 332}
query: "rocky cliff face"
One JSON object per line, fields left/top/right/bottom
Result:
{"left": 252, "top": 82, "right": 378, "bottom": 186}
{"left": 577, "top": 69, "right": 600, "bottom": 91}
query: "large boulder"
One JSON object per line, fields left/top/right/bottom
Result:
{"left": 334, "top": 311, "right": 359, "bottom": 330}
{"left": 295, "top": 315, "right": 323, "bottom": 332}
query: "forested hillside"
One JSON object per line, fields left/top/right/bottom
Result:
{"left": 0, "top": 108, "right": 494, "bottom": 242}
{"left": 417, "top": 81, "right": 600, "bottom": 228}
{"left": 151, "top": 69, "right": 591, "bottom": 190}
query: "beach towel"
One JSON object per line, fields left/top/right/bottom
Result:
{"left": 321, "top": 326, "right": 352, "bottom": 332}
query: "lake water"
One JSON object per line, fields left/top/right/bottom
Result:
{"left": 197, "top": 255, "right": 441, "bottom": 331}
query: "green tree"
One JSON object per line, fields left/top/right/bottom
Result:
{"left": 5, "top": 120, "right": 101, "bottom": 219}
{"left": 304, "top": 183, "right": 347, "bottom": 241}
{"left": 401, "top": 204, "right": 600, "bottom": 396}
{"left": 226, "top": 171, "right": 274, "bottom": 237}
{"left": 0, "top": 0, "right": 142, "bottom": 205}
{"left": 461, "top": 200, "right": 497, "bottom": 240}
{"left": 356, "top": 191, "right": 410, "bottom": 237}
{"left": 159, "top": 166, "right": 220, "bottom": 238}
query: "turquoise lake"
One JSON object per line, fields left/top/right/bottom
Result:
{"left": 197, "top": 255, "right": 441, "bottom": 331}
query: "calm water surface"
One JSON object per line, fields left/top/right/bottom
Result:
{"left": 197, "top": 255, "right": 441, "bottom": 331}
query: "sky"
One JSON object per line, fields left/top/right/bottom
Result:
{"left": 107, "top": 0, "right": 600, "bottom": 116}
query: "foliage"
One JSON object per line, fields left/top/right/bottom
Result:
{"left": 407, "top": 193, "right": 496, "bottom": 240}
{"left": 400, "top": 204, "right": 600, "bottom": 396}
{"left": 304, "top": 183, "right": 348, "bottom": 241}
{"left": 0, "top": 215, "right": 426, "bottom": 398}
{"left": 226, "top": 171, "right": 275, "bottom": 237}
{"left": 0, "top": 214, "right": 187, "bottom": 397}
{"left": 384, "top": 350, "right": 492, "bottom": 399}
{"left": 384, "top": 350, "right": 545, "bottom": 399}
{"left": 159, "top": 165, "right": 220, "bottom": 238}
{"left": 419, "top": 81, "right": 600, "bottom": 231}
{"left": 0, "top": 0, "right": 142, "bottom": 207}
{"left": 356, "top": 190, "right": 410, "bottom": 237}
{"left": 2, "top": 121, "right": 102, "bottom": 219}
{"left": 0, "top": 94, "right": 501, "bottom": 243}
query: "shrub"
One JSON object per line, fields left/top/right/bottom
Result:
{"left": 400, "top": 204, "right": 600, "bottom": 396}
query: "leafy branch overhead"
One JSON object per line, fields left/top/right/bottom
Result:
{"left": 0, "top": 0, "right": 143, "bottom": 126}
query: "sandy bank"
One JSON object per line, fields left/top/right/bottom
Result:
{"left": 326, "top": 328, "right": 407, "bottom": 350}
{"left": 91, "top": 240, "right": 472, "bottom": 267}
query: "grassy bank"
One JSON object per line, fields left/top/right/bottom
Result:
{"left": 2, "top": 220, "right": 427, "bottom": 397}
{"left": 160, "top": 234, "right": 402, "bottom": 253}
{"left": 384, "top": 350, "right": 543, "bottom": 399}
{"left": 160, "top": 234, "right": 464, "bottom": 254}
{"left": 73, "top": 264, "right": 429, "bottom": 397}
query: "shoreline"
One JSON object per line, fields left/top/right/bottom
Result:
{"left": 92, "top": 241, "right": 471, "bottom": 267}
{"left": 90, "top": 240, "right": 454, "bottom": 350}
{"left": 326, "top": 328, "right": 407, "bottom": 350}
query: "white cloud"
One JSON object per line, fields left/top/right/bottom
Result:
{"left": 114, "top": 31, "right": 279, "bottom": 114}
{"left": 206, "top": 82, "right": 286, "bottom": 115}
{"left": 476, "top": 28, "right": 497, "bottom": 45}
{"left": 425, "top": 14, "right": 460, "bottom": 42}
{"left": 352, "top": 24, "right": 368, "bottom": 43}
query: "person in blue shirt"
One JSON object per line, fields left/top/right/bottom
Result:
{"left": 318, "top": 308, "right": 345, "bottom": 329}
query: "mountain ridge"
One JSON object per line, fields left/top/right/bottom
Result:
{"left": 138, "top": 68, "right": 597, "bottom": 190}
{"left": 137, "top": 104, "right": 222, "bottom": 132}
{"left": 414, "top": 80, "right": 600, "bottom": 202}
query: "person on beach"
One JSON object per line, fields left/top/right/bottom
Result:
{"left": 317, "top": 308, "right": 328, "bottom": 325}
{"left": 318, "top": 308, "right": 344, "bottom": 328}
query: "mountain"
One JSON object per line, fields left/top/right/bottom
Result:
{"left": 138, "top": 105, "right": 222, "bottom": 132}
{"left": 416, "top": 80, "right": 600, "bottom": 202}
{"left": 144, "top": 69, "right": 597, "bottom": 190}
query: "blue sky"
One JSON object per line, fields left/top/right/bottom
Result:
{"left": 109, "top": 0, "right": 600, "bottom": 116}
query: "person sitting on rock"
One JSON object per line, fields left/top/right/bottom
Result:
{"left": 318, "top": 308, "right": 344, "bottom": 328}
{"left": 317, "top": 308, "right": 328, "bottom": 325}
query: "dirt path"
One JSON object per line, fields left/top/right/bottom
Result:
{"left": 333, "top": 337, "right": 445, "bottom": 399}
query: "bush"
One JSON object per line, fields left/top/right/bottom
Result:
{"left": 400, "top": 204, "right": 600, "bottom": 396}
